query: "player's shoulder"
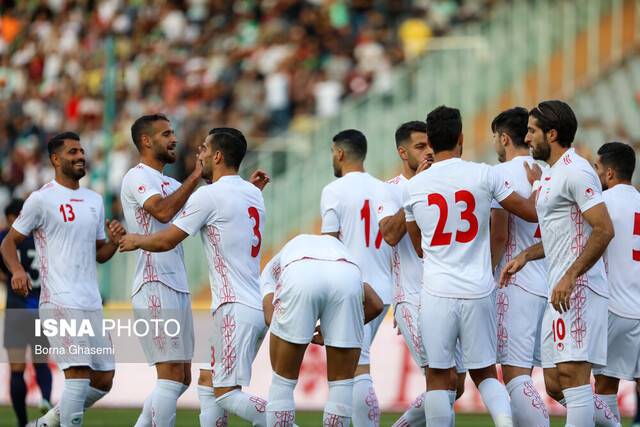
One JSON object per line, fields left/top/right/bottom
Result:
{"left": 80, "top": 187, "right": 104, "bottom": 204}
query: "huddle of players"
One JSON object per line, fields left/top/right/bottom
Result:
{"left": 0, "top": 99, "right": 637, "bottom": 427}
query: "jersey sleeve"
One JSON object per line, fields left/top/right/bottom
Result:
{"left": 124, "top": 168, "right": 162, "bottom": 208}
{"left": 402, "top": 184, "right": 415, "bottom": 222}
{"left": 566, "top": 165, "right": 604, "bottom": 213}
{"left": 96, "top": 198, "right": 106, "bottom": 241}
{"left": 172, "top": 189, "right": 211, "bottom": 236}
{"left": 376, "top": 184, "right": 400, "bottom": 223}
{"left": 488, "top": 166, "right": 514, "bottom": 203}
{"left": 11, "top": 192, "right": 42, "bottom": 237}
{"left": 260, "top": 251, "right": 281, "bottom": 297}
{"left": 320, "top": 185, "right": 340, "bottom": 233}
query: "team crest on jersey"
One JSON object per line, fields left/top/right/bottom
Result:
{"left": 377, "top": 205, "right": 383, "bottom": 214}
{"left": 584, "top": 188, "right": 595, "bottom": 199}
{"left": 556, "top": 343, "right": 564, "bottom": 352}
{"left": 138, "top": 185, "right": 146, "bottom": 193}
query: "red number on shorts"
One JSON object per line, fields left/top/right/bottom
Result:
{"left": 552, "top": 318, "right": 566, "bottom": 342}
{"left": 360, "top": 199, "right": 382, "bottom": 249}
{"left": 633, "top": 213, "right": 640, "bottom": 261}
{"left": 428, "top": 191, "right": 479, "bottom": 246}
{"left": 248, "top": 207, "right": 261, "bottom": 257}
{"left": 59, "top": 204, "right": 75, "bottom": 222}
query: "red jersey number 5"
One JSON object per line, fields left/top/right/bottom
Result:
{"left": 248, "top": 207, "right": 262, "bottom": 257}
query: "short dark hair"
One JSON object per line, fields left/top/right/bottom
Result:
{"left": 47, "top": 132, "right": 80, "bottom": 157}
{"left": 131, "top": 114, "right": 170, "bottom": 150}
{"left": 425, "top": 106, "right": 462, "bottom": 153}
{"left": 528, "top": 100, "right": 578, "bottom": 148}
{"left": 395, "top": 121, "right": 427, "bottom": 148}
{"left": 332, "top": 129, "right": 367, "bottom": 160}
{"left": 491, "top": 107, "right": 529, "bottom": 149}
{"left": 4, "top": 198, "right": 24, "bottom": 218}
{"left": 208, "top": 127, "right": 247, "bottom": 170}
{"left": 597, "top": 142, "right": 636, "bottom": 181}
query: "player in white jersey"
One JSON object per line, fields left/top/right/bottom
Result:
{"left": 591, "top": 142, "right": 640, "bottom": 426}
{"left": 260, "top": 234, "right": 384, "bottom": 427}
{"left": 120, "top": 114, "right": 203, "bottom": 427}
{"left": 489, "top": 108, "right": 550, "bottom": 427}
{"left": 320, "top": 129, "right": 392, "bottom": 426}
{"left": 1, "top": 132, "right": 124, "bottom": 427}
{"left": 501, "top": 101, "right": 616, "bottom": 427}
{"left": 377, "top": 121, "right": 466, "bottom": 427}
{"left": 120, "top": 127, "right": 269, "bottom": 426}
{"left": 404, "top": 106, "right": 539, "bottom": 427}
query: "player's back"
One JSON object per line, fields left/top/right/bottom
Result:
{"left": 321, "top": 172, "right": 392, "bottom": 302}
{"left": 603, "top": 184, "right": 640, "bottom": 318}
{"left": 280, "top": 234, "right": 357, "bottom": 270}
{"left": 405, "top": 158, "right": 512, "bottom": 298}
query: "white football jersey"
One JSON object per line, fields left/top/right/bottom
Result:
{"left": 320, "top": 172, "right": 393, "bottom": 303}
{"left": 602, "top": 184, "right": 640, "bottom": 319}
{"left": 260, "top": 234, "right": 359, "bottom": 297}
{"left": 12, "top": 180, "right": 105, "bottom": 309}
{"left": 173, "top": 175, "right": 264, "bottom": 313}
{"left": 121, "top": 163, "right": 189, "bottom": 295}
{"left": 536, "top": 148, "right": 608, "bottom": 297}
{"left": 377, "top": 175, "right": 422, "bottom": 305}
{"left": 491, "top": 156, "right": 548, "bottom": 297}
{"left": 404, "top": 158, "right": 513, "bottom": 298}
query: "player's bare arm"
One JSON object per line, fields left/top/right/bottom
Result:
{"left": 142, "top": 159, "right": 202, "bottom": 223}
{"left": 249, "top": 169, "right": 271, "bottom": 191}
{"left": 119, "top": 225, "right": 189, "bottom": 253}
{"left": 550, "top": 202, "right": 614, "bottom": 313}
{"left": 96, "top": 219, "right": 126, "bottom": 263}
{"left": 498, "top": 191, "right": 538, "bottom": 223}
{"left": 405, "top": 220, "right": 423, "bottom": 258}
{"left": 379, "top": 209, "right": 406, "bottom": 246}
{"left": 499, "top": 241, "right": 545, "bottom": 287}
{"left": 0, "top": 227, "right": 31, "bottom": 297}
{"left": 490, "top": 208, "right": 509, "bottom": 271}
{"left": 262, "top": 293, "right": 274, "bottom": 326}
{"left": 363, "top": 283, "right": 384, "bottom": 324}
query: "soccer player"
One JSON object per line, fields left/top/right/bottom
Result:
{"left": 404, "top": 106, "right": 538, "bottom": 427}
{"left": 591, "top": 142, "right": 640, "bottom": 426}
{"left": 489, "top": 108, "right": 550, "bottom": 427}
{"left": 120, "top": 114, "right": 202, "bottom": 427}
{"left": 260, "top": 233, "right": 384, "bottom": 427}
{"left": 377, "top": 121, "right": 465, "bottom": 427}
{"left": 119, "top": 127, "right": 269, "bottom": 426}
{"left": 320, "top": 129, "right": 392, "bottom": 426}
{"left": 0, "top": 132, "right": 125, "bottom": 427}
{"left": 501, "top": 100, "right": 615, "bottom": 427}
{"left": 1, "top": 199, "right": 53, "bottom": 427}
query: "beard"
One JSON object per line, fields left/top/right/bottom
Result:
{"left": 156, "top": 149, "right": 176, "bottom": 164}
{"left": 332, "top": 161, "right": 342, "bottom": 178}
{"left": 61, "top": 160, "right": 86, "bottom": 180}
{"left": 531, "top": 139, "right": 551, "bottom": 161}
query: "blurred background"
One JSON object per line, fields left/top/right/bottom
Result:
{"left": 0, "top": 0, "right": 639, "bottom": 419}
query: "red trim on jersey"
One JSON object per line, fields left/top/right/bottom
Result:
{"left": 496, "top": 290, "right": 509, "bottom": 357}
{"left": 206, "top": 225, "right": 237, "bottom": 306}
{"left": 33, "top": 229, "right": 50, "bottom": 304}
{"left": 392, "top": 247, "right": 405, "bottom": 303}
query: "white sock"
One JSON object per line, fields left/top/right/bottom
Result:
{"left": 266, "top": 373, "right": 297, "bottom": 427}
{"left": 352, "top": 374, "right": 380, "bottom": 426}
{"left": 198, "top": 385, "right": 227, "bottom": 427}
{"left": 134, "top": 395, "right": 153, "bottom": 427}
{"left": 506, "top": 375, "right": 550, "bottom": 427}
{"left": 447, "top": 390, "right": 456, "bottom": 427}
{"left": 150, "top": 379, "right": 184, "bottom": 427}
{"left": 424, "top": 390, "right": 451, "bottom": 426}
{"left": 84, "top": 386, "right": 108, "bottom": 409}
{"left": 324, "top": 379, "right": 353, "bottom": 427}
{"left": 478, "top": 378, "right": 513, "bottom": 427}
{"left": 60, "top": 378, "right": 90, "bottom": 427}
{"left": 392, "top": 393, "right": 425, "bottom": 427}
{"left": 594, "top": 394, "right": 621, "bottom": 426}
{"left": 216, "top": 389, "right": 267, "bottom": 426}
{"left": 563, "top": 384, "right": 595, "bottom": 427}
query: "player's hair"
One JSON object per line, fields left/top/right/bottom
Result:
{"left": 130, "top": 114, "right": 170, "bottom": 150}
{"left": 528, "top": 100, "right": 577, "bottom": 148}
{"left": 597, "top": 142, "right": 636, "bottom": 181}
{"left": 425, "top": 106, "right": 462, "bottom": 153}
{"left": 332, "top": 129, "right": 367, "bottom": 160}
{"left": 47, "top": 131, "right": 80, "bottom": 157}
{"left": 208, "top": 127, "right": 247, "bottom": 170}
{"left": 395, "top": 121, "right": 427, "bottom": 148}
{"left": 4, "top": 198, "right": 24, "bottom": 218}
{"left": 491, "top": 107, "right": 529, "bottom": 149}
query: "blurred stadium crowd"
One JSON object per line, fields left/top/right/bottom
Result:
{"left": 0, "top": 0, "right": 496, "bottom": 220}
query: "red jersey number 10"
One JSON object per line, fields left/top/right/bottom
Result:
{"left": 360, "top": 200, "right": 382, "bottom": 249}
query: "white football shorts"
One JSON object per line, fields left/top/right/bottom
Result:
{"left": 592, "top": 311, "right": 640, "bottom": 380}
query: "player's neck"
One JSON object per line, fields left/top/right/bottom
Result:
{"left": 401, "top": 163, "right": 414, "bottom": 179}
{"left": 54, "top": 174, "right": 80, "bottom": 190}
{"left": 607, "top": 179, "right": 631, "bottom": 189}
{"left": 211, "top": 168, "right": 238, "bottom": 183}
{"left": 433, "top": 150, "right": 458, "bottom": 163}
{"left": 547, "top": 145, "right": 570, "bottom": 166}
{"left": 140, "top": 155, "right": 165, "bottom": 173}
{"left": 341, "top": 163, "right": 365, "bottom": 175}
{"left": 506, "top": 147, "right": 529, "bottom": 161}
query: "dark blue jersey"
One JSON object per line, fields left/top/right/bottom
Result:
{"left": 0, "top": 228, "right": 40, "bottom": 309}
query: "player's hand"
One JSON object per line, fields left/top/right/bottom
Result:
{"left": 118, "top": 234, "right": 140, "bottom": 252}
{"left": 250, "top": 169, "right": 271, "bottom": 191}
{"left": 11, "top": 269, "right": 32, "bottom": 297}
{"left": 499, "top": 252, "right": 527, "bottom": 287}
{"left": 416, "top": 154, "right": 434, "bottom": 174}
{"left": 192, "top": 153, "right": 204, "bottom": 180}
{"left": 311, "top": 325, "right": 324, "bottom": 346}
{"left": 106, "top": 219, "right": 126, "bottom": 243}
{"left": 550, "top": 274, "right": 576, "bottom": 313}
{"left": 524, "top": 162, "right": 542, "bottom": 185}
